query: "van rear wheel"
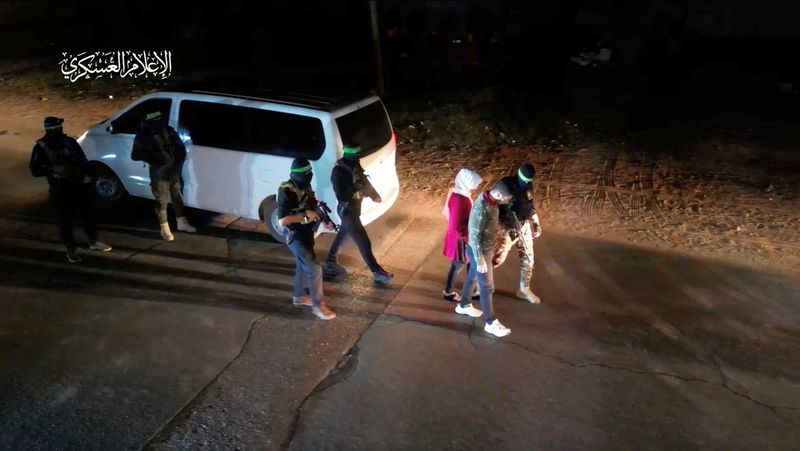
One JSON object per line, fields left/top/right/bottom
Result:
{"left": 260, "top": 197, "right": 286, "bottom": 243}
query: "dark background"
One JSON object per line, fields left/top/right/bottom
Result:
{"left": 2, "top": 0, "right": 800, "bottom": 139}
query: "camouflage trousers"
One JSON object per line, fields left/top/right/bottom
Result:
{"left": 151, "top": 178, "right": 185, "bottom": 225}
{"left": 492, "top": 220, "right": 535, "bottom": 287}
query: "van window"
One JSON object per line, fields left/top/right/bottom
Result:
{"left": 247, "top": 108, "right": 325, "bottom": 160}
{"left": 178, "top": 101, "right": 249, "bottom": 151}
{"left": 179, "top": 100, "right": 325, "bottom": 160}
{"left": 335, "top": 100, "right": 392, "bottom": 157}
{"left": 112, "top": 98, "right": 172, "bottom": 134}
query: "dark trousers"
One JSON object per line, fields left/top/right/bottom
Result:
{"left": 327, "top": 206, "right": 381, "bottom": 273}
{"left": 459, "top": 245, "right": 496, "bottom": 323}
{"left": 287, "top": 235, "right": 323, "bottom": 306}
{"left": 444, "top": 260, "right": 470, "bottom": 293}
{"left": 50, "top": 182, "right": 97, "bottom": 253}
{"left": 151, "top": 178, "right": 185, "bottom": 224}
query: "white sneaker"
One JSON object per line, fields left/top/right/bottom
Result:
{"left": 176, "top": 217, "right": 196, "bottom": 233}
{"left": 455, "top": 303, "right": 483, "bottom": 318}
{"left": 484, "top": 319, "right": 511, "bottom": 337}
{"left": 517, "top": 286, "right": 541, "bottom": 304}
{"left": 160, "top": 222, "right": 174, "bottom": 241}
{"left": 312, "top": 303, "right": 336, "bottom": 320}
{"left": 292, "top": 295, "right": 313, "bottom": 306}
{"left": 89, "top": 241, "right": 112, "bottom": 252}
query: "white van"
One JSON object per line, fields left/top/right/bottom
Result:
{"left": 77, "top": 88, "right": 400, "bottom": 241}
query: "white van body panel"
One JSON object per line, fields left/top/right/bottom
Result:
{"left": 330, "top": 96, "right": 399, "bottom": 226}
{"left": 78, "top": 91, "right": 398, "bottom": 230}
{"left": 79, "top": 93, "right": 177, "bottom": 199}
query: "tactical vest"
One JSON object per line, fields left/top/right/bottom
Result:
{"left": 152, "top": 127, "right": 176, "bottom": 167}
{"left": 335, "top": 159, "right": 365, "bottom": 200}
{"left": 38, "top": 138, "right": 81, "bottom": 180}
{"left": 279, "top": 180, "right": 315, "bottom": 212}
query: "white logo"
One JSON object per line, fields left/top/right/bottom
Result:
{"left": 59, "top": 50, "right": 173, "bottom": 82}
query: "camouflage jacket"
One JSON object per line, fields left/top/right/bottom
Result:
{"left": 467, "top": 192, "right": 499, "bottom": 257}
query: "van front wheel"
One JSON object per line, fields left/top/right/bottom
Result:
{"left": 260, "top": 197, "right": 286, "bottom": 243}
{"left": 91, "top": 165, "right": 127, "bottom": 203}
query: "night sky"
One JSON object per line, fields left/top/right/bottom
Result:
{"left": 1, "top": 0, "right": 799, "bottom": 120}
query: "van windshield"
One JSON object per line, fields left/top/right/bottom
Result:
{"left": 335, "top": 100, "right": 392, "bottom": 157}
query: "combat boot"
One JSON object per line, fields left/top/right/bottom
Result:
{"left": 176, "top": 216, "right": 196, "bottom": 233}
{"left": 517, "top": 285, "right": 541, "bottom": 304}
{"left": 160, "top": 222, "right": 174, "bottom": 241}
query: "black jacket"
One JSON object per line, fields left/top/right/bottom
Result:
{"left": 331, "top": 158, "right": 378, "bottom": 213}
{"left": 132, "top": 122, "right": 186, "bottom": 182}
{"left": 277, "top": 179, "right": 318, "bottom": 241}
{"left": 29, "top": 132, "right": 88, "bottom": 185}
{"left": 499, "top": 175, "right": 536, "bottom": 226}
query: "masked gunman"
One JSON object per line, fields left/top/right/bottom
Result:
{"left": 495, "top": 163, "right": 542, "bottom": 304}
{"left": 131, "top": 111, "right": 195, "bottom": 241}
{"left": 323, "top": 145, "right": 393, "bottom": 284}
{"left": 277, "top": 158, "right": 337, "bottom": 320}
{"left": 29, "top": 116, "right": 112, "bottom": 263}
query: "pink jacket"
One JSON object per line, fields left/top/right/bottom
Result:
{"left": 442, "top": 192, "right": 472, "bottom": 261}
{"left": 442, "top": 168, "right": 482, "bottom": 262}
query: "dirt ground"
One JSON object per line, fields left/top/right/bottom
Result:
{"left": 394, "top": 133, "right": 800, "bottom": 279}
{"left": 388, "top": 81, "right": 800, "bottom": 278}
{"left": 1, "top": 59, "right": 798, "bottom": 277}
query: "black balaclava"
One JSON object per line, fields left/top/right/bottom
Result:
{"left": 142, "top": 111, "right": 163, "bottom": 132}
{"left": 43, "top": 116, "right": 64, "bottom": 141}
{"left": 517, "top": 163, "right": 535, "bottom": 187}
{"left": 342, "top": 145, "right": 361, "bottom": 164}
{"left": 290, "top": 158, "right": 313, "bottom": 189}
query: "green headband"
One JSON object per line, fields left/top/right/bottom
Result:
{"left": 44, "top": 125, "right": 62, "bottom": 131}
{"left": 291, "top": 165, "right": 312, "bottom": 173}
{"left": 342, "top": 145, "right": 361, "bottom": 155}
{"left": 518, "top": 168, "right": 533, "bottom": 183}
{"left": 145, "top": 112, "right": 162, "bottom": 121}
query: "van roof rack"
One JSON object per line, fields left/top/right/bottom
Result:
{"left": 171, "top": 84, "right": 375, "bottom": 112}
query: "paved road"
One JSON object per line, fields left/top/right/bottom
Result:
{"left": 0, "top": 162, "right": 431, "bottom": 450}
{"left": 1, "top": 135, "right": 799, "bottom": 450}
{"left": 290, "top": 236, "right": 800, "bottom": 450}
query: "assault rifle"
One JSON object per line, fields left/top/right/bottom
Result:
{"left": 315, "top": 201, "right": 339, "bottom": 232}
{"left": 510, "top": 211, "right": 533, "bottom": 260}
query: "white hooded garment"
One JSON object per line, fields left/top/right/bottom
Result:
{"left": 442, "top": 168, "right": 483, "bottom": 221}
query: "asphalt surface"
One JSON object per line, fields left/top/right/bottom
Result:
{"left": 290, "top": 236, "right": 800, "bottom": 450}
{"left": 1, "top": 137, "right": 799, "bottom": 450}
